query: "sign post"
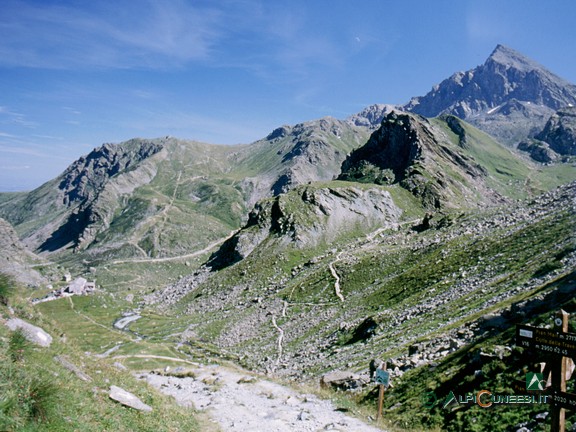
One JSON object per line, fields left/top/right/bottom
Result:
{"left": 375, "top": 363, "right": 390, "bottom": 421}
{"left": 551, "top": 310, "right": 568, "bottom": 432}
{"left": 516, "top": 310, "right": 575, "bottom": 432}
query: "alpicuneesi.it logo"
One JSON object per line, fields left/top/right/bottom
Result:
{"left": 421, "top": 373, "right": 548, "bottom": 409}
{"left": 526, "top": 372, "right": 545, "bottom": 391}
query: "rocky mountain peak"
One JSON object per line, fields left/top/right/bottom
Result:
{"left": 58, "top": 139, "right": 163, "bottom": 206}
{"left": 345, "top": 104, "right": 396, "bottom": 128}
{"left": 403, "top": 45, "right": 576, "bottom": 145}
{"left": 340, "top": 111, "right": 425, "bottom": 184}
{"left": 486, "top": 44, "right": 541, "bottom": 72}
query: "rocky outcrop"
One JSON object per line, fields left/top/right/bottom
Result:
{"left": 208, "top": 185, "right": 401, "bottom": 270}
{"left": 535, "top": 106, "right": 576, "bottom": 155}
{"left": 404, "top": 45, "right": 576, "bottom": 145}
{"left": 320, "top": 370, "right": 366, "bottom": 391}
{"left": 340, "top": 111, "right": 425, "bottom": 184}
{"left": 0, "top": 217, "right": 46, "bottom": 286}
{"left": 339, "top": 111, "right": 494, "bottom": 209}
{"left": 517, "top": 139, "right": 560, "bottom": 163}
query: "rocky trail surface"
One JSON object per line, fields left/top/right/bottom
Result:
{"left": 140, "top": 364, "right": 385, "bottom": 432}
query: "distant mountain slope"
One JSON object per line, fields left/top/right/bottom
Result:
{"left": 156, "top": 111, "right": 576, "bottom": 305}
{"left": 0, "top": 119, "right": 371, "bottom": 259}
{"left": 231, "top": 116, "right": 371, "bottom": 207}
{"left": 0, "top": 217, "right": 46, "bottom": 286}
{"left": 151, "top": 176, "right": 576, "bottom": 381}
{"left": 2, "top": 45, "right": 576, "bottom": 263}
{"left": 404, "top": 44, "right": 576, "bottom": 145}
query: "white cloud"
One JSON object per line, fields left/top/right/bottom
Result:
{"left": 465, "top": 5, "right": 513, "bottom": 45}
{"left": 62, "top": 107, "right": 81, "bottom": 115}
{"left": 0, "top": 0, "right": 224, "bottom": 69}
{"left": 0, "top": 106, "right": 36, "bottom": 128}
{"left": 0, "top": 145, "right": 50, "bottom": 158}
{"left": 0, "top": 164, "right": 31, "bottom": 170}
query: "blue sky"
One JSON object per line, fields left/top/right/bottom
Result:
{"left": 1, "top": 0, "right": 575, "bottom": 191}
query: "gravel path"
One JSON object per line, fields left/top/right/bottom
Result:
{"left": 140, "top": 365, "right": 385, "bottom": 432}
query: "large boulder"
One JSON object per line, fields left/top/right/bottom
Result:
{"left": 109, "top": 385, "right": 152, "bottom": 412}
{"left": 5, "top": 318, "right": 52, "bottom": 347}
{"left": 320, "top": 370, "right": 365, "bottom": 391}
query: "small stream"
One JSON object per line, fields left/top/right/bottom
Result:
{"left": 113, "top": 312, "right": 142, "bottom": 330}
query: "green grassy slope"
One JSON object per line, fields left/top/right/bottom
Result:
{"left": 0, "top": 274, "right": 201, "bottom": 432}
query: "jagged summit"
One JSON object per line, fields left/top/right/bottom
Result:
{"left": 404, "top": 44, "right": 576, "bottom": 144}
{"left": 338, "top": 111, "right": 508, "bottom": 209}
{"left": 345, "top": 104, "right": 396, "bottom": 128}
{"left": 487, "top": 44, "right": 543, "bottom": 72}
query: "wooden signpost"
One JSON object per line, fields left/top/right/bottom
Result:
{"left": 375, "top": 363, "right": 390, "bottom": 421}
{"left": 516, "top": 310, "right": 576, "bottom": 432}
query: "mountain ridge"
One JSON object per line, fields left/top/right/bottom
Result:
{"left": 2, "top": 44, "right": 576, "bottom": 262}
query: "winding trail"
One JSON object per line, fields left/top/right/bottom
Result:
{"left": 326, "top": 222, "right": 417, "bottom": 303}
{"left": 328, "top": 251, "right": 345, "bottom": 302}
{"left": 112, "top": 354, "right": 197, "bottom": 365}
{"left": 271, "top": 315, "right": 284, "bottom": 367}
{"left": 111, "top": 230, "right": 237, "bottom": 265}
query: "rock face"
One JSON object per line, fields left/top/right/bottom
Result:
{"left": 404, "top": 44, "right": 576, "bottom": 145}
{"left": 5, "top": 318, "right": 53, "bottom": 347}
{"left": 0, "top": 217, "right": 46, "bottom": 286}
{"left": 517, "top": 139, "right": 560, "bottom": 163}
{"left": 58, "top": 140, "right": 163, "bottom": 206}
{"left": 339, "top": 111, "right": 497, "bottom": 209}
{"left": 535, "top": 106, "right": 576, "bottom": 155}
{"left": 241, "top": 116, "right": 370, "bottom": 205}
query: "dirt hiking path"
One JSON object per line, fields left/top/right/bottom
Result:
{"left": 140, "top": 364, "right": 385, "bottom": 432}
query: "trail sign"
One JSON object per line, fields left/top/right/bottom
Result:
{"left": 375, "top": 364, "right": 390, "bottom": 422}
{"left": 549, "top": 391, "right": 576, "bottom": 411}
{"left": 516, "top": 310, "right": 575, "bottom": 432}
{"left": 375, "top": 369, "right": 390, "bottom": 387}
{"left": 516, "top": 325, "right": 576, "bottom": 359}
